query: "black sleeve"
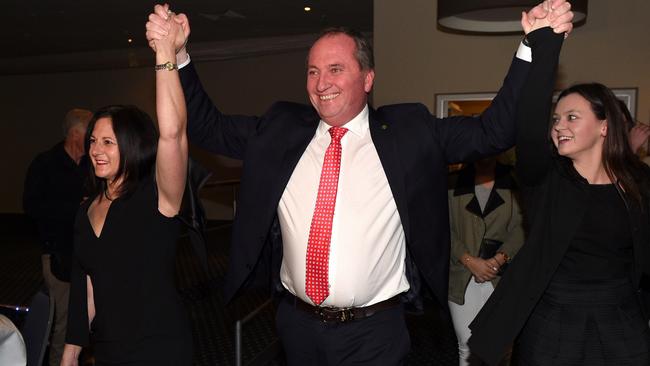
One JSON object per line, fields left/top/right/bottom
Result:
{"left": 23, "top": 155, "right": 51, "bottom": 220}
{"left": 514, "top": 28, "right": 564, "bottom": 187}
{"left": 23, "top": 153, "right": 79, "bottom": 222}
{"left": 65, "top": 253, "right": 90, "bottom": 346}
{"left": 179, "top": 62, "right": 261, "bottom": 160}
{"left": 466, "top": 27, "right": 564, "bottom": 366}
{"left": 431, "top": 52, "right": 531, "bottom": 164}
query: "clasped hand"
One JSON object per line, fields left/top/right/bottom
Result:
{"left": 522, "top": 0, "right": 574, "bottom": 35}
{"left": 466, "top": 256, "right": 503, "bottom": 283}
{"left": 145, "top": 3, "right": 190, "bottom": 55}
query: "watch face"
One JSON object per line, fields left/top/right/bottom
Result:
{"left": 166, "top": 62, "right": 174, "bottom": 71}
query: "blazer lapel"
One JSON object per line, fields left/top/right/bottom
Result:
{"left": 481, "top": 190, "right": 505, "bottom": 217}
{"left": 270, "top": 110, "right": 320, "bottom": 205}
{"left": 368, "top": 108, "right": 411, "bottom": 239}
{"left": 465, "top": 196, "right": 484, "bottom": 217}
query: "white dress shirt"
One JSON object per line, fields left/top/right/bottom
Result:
{"left": 178, "top": 41, "right": 532, "bottom": 308}
{"left": 278, "top": 106, "right": 410, "bottom": 307}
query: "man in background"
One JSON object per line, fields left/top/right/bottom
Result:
{"left": 23, "top": 108, "right": 92, "bottom": 366}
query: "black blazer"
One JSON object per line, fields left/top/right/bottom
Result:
{"left": 469, "top": 29, "right": 650, "bottom": 365}
{"left": 178, "top": 31, "right": 553, "bottom": 309}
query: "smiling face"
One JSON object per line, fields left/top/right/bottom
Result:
{"left": 306, "top": 33, "right": 375, "bottom": 127}
{"left": 551, "top": 93, "right": 608, "bottom": 161}
{"left": 89, "top": 117, "right": 121, "bottom": 184}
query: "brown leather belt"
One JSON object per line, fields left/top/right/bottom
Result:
{"left": 288, "top": 293, "right": 401, "bottom": 323}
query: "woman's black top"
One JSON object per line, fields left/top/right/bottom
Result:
{"left": 554, "top": 183, "right": 634, "bottom": 281}
{"left": 65, "top": 177, "right": 191, "bottom": 364}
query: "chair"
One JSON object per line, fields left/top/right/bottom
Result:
{"left": 21, "top": 289, "right": 54, "bottom": 366}
{"left": 0, "top": 314, "right": 27, "bottom": 366}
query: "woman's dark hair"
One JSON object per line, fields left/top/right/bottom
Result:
{"left": 556, "top": 83, "right": 645, "bottom": 203}
{"left": 618, "top": 99, "right": 636, "bottom": 131}
{"left": 85, "top": 105, "right": 158, "bottom": 199}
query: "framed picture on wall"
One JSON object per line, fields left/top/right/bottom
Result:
{"left": 435, "top": 88, "right": 638, "bottom": 118}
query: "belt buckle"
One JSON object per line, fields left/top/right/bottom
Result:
{"left": 338, "top": 308, "right": 354, "bottom": 322}
{"left": 318, "top": 307, "right": 354, "bottom": 323}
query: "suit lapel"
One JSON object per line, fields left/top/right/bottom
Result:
{"left": 270, "top": 110, "right": 320, "bottom": 205}
{"left": 481, "top": 189, "right": 505, "bottom": 217}
{"left": 368, "top": 108, "right": 411, "bottom": 239}
{"left": 464, "top": 195, "right": 484, "bottom": 217}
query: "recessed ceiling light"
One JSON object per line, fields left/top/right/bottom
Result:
{"left": 304, "top": 6, "right": 311, "bottom": 12}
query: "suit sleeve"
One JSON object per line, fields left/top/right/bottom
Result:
{"left": 430, "top": 48, "right": 531, "bottom": 164}
{"left": 515, "top": 28, "right": 564, "bottom": 187}
{"left": 179, "top": 62, "right": 261, "bottom": 160}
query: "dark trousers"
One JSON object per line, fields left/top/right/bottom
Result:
{"left": 275, "top": 295, "right": 411, "bottom": 366}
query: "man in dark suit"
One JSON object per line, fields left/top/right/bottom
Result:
{"left": 146, "top": 2, "right": 574, "bottom": 364}
{"left": 23, "top": 108, "right": 92, "bottom": 366}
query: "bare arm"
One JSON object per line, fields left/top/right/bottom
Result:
{"left": 60, "top": 275, "right": 95, "bottom": 366}
{"left": 86, "top": 275, "right": 96, "bottom": 324}
{"left": 154, "top": 12, "right": 188, "bottom": 217}
{"left": 60, "top": 345, "right": 81, "bottom": 366}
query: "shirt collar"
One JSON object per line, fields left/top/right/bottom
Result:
{"left": 316, "top": 105, "right": 369, "bottom": 139}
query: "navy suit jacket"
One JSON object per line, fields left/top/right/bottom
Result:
{"left": 179, "top": 41, "right": 534, "bottom": 309}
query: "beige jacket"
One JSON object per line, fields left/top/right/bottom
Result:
{"left": 447, "top": 164, "right": 524, "bottom": 305}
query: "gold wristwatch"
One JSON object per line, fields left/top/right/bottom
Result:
{"left": 155, "top": 61, "right": 178, "bottom": 71}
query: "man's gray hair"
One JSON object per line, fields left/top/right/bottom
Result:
{"left": 312, "top": 27, "right": 374, "bottom": 70}
{"left": 62, "top": 108, "right": 93, "bottom": 138}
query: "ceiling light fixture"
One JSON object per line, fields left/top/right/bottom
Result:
{"left": 304, "top": 6, "right": 312, "bottom": 12}
{"left": 437, "top": 0, "right": 588, "bottom": 34}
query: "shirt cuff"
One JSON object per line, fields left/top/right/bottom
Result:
{"left": 178, "top": 53, "right": 191, "bottom": 69}
{"left": 515, "top": 42, "right": 532, "bottom": 63}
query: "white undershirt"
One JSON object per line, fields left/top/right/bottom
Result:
{"left": 278, "top": 106, "right": 409, "bottom": 307}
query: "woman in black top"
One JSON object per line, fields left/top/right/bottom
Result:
{"left": 513, "top": 83, "right": 650, "bottom": 365}
{"left": 469, "top": 44, "right": 650, "bottom": 366}
{"left": 61, "top": 12, "right": 192, "bottom": 366}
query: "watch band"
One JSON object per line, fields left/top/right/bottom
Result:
{"left": 155, "top": 61, "right": 178, "bottom": 71}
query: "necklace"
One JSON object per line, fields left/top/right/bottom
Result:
{"left": 104, "top": 190, "right": 113, "bottom": 201}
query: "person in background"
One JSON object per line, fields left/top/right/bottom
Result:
{"left": 623, "top": 100, "right": 650, "bottom": 165}
{"left": 447, "top": 156, "right": 524, "bottom": 365}
{"left": 23, "top": 108, "right": 92, "bottom": 366}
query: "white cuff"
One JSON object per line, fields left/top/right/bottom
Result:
{"left": 515, "top": 42, "right": 532, "bottom": 63}
{"left": 178, "top": 53, "right": 191, "bottom": 69}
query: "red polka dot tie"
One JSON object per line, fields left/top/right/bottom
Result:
{"left": 305, "top": 127, "right": 348, "bottom": 305}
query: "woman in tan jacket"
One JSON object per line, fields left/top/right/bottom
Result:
{"left": 447, "top": 157, "right": 524, "bottom": 365}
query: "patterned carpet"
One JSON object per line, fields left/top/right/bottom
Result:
{"left": 0, "top": 214, "right": 457, "bottom": 365}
